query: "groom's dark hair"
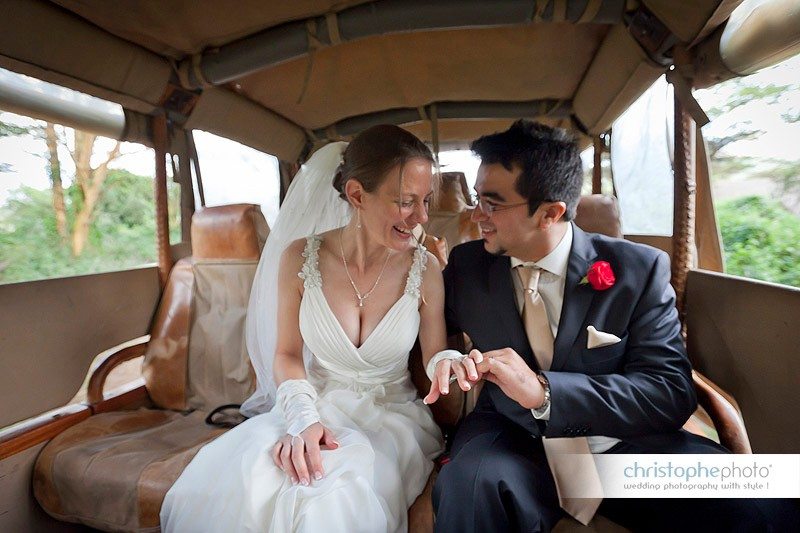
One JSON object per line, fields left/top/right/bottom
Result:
{"left": 470, "top": 120, "right": 583, "bottom": 220}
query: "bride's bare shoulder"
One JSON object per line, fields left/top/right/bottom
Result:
{"left": 314, "top": 228, "right": 347, "bottom": 259}
{"left": 316, "top": 227, "right": 344, "bottom": 243}
{"left": 279, "top": 238, "right": 311, "bottom": 267}
{"left": 279, "top": 232, "right": 342, "bottom": 268}
{"left": 278, "top": 237, "right": 319, "bottom": 285}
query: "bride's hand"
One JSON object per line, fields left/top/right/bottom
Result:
{"left": 271, "top": 423, "right": 339, "bottom": 486}
{"left": 423, "top": 349, "right": 484, "bottom": 404}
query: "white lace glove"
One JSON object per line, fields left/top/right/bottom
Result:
{"left": 425, "top": 349, "right": 467, "bottom": 381}
{"left": 276, "top": 379, "right": 321, "bottom": 436}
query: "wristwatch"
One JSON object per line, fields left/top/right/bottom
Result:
{"left": 535, "top": 373, "right": 551, "bottom": 411}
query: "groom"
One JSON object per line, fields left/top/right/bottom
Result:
{"left": 429, "top": 120, "right": 797, "bottom": 532}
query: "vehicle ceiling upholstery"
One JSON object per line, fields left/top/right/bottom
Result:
{"left": 0, "top": 0, "right": 741, "bottom": 161}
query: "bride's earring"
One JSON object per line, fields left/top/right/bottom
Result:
{"left": 356, "top": 209, "right": 362, "bottom": 230}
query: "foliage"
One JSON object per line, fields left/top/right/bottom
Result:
{"left": 0, "top": 169, "right": 181, "bottom": 283}
{"left": 709, "top": 156, "right": 757, "bottom": 179}
{"left": 0, "top": 118, "right": 30, "bottom": 171}
{"left": 703, "top": 82, "right": 794, "bottom": 160}
{"left": 705, "top": 127, "right": 760, "bottom": 160}
{"left": 705, "top": 82, "right": 791, "bottom": 120}
{"left": 717, "top": 196, "right": 800, "bottom": 288}
{"left": 769, "top": 159, "right": 800, "bottom": 205}
{"left": 700, "top": 68, "right": 800, "bottom": 289}
{"left": 0, "top": 119, "right": 28, "bottom": 138}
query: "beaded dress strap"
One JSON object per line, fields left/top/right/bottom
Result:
{"left": 403, "top": 243, "right": 428, "bottom": 299}
{"left": 297, "top": 235, "right": 322, "bottom": 289}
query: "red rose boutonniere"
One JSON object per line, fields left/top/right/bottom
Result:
{"left": 580, "top": 261, "right": 615, "bottom": 290}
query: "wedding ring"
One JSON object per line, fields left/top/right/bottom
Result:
{"left": 448, "top": 375, "right": 458, "bottom": 384}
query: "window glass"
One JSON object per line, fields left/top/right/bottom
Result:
{"left": 611, "top": 75, "right": 675, "bottom": 236}
{"left": 580, "top": 141, "right": 614, "bottom": 196}
{"left": 439, "top": 146, "right": 603, "bottom": 204}
{"left": 438, "top": 149, "right": 481, "bottom": 191}
{"left": 0, "top": 109, "right": 178, "bottom": 285}
{"left": 192, "top": 130, "right": 280, "bottom": 227}
{"left": 695, "top": 54, "right": 800, "bottom": 288}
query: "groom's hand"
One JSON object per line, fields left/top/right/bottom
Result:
{"left": 423, "top": 350, "right": 484, "bottom": 404}
{"left": 476, "top": 348, "right": 545, "bottom": 410}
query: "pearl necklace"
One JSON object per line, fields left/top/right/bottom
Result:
{"left": 338, "top": 228, "right": 391, "bottom": 307}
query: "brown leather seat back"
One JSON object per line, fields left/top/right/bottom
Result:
{"left": 436, "top": 172, "right": 471, "bottom": 212}
{"left": 191, "top": 203, "right": 269, "bottom": 260}
{"left": 574, "top": 194, "right": 623, "bottom": 238}
{"left": 142, "top": 204, "right": 268, "bottom": 411}
{"left": 424, "top": 172, "right": 481, "bottom": 252}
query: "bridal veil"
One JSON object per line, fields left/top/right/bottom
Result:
{"left": 241, "top": 141, "right": 351, "bottom": 416}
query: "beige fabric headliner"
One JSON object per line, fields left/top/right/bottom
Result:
{"left": 0, "top": 1, "right": 741, "bottom": 161}
{"left": 238, "top": 24, "right": 608, "bottom": 130}
{"left": 0, "top": 0, "right": 172, "bottom": 114}
{"left": 184, "top": 87, "right": 307, "bottom": 162}
{"left": 573, "top": 25, "right": 663, "bottom": 134}
{"left": 49, "top": 1, "right": 732, "bottom": 58}
{"left": 644, "top": 0, "right": 736, "bottom": 44}
{"left": 50, "top": 0, "right": 372, "bottom": 58}
{"left": 401, "top": 117, "right": 576, "bottom": 149}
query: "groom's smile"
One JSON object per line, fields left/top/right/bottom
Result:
{"left": 472, "top": 162, "right": 539, "bottom": 258}
{"left": 472, "top": 162, "right": 569, "bottom": 262}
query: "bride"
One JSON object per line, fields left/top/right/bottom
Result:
{"left": 161, "top": 125, "right": 451, "bottom": 532}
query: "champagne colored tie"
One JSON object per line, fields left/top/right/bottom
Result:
{"left": 516, "top": 266, "right": 554, "bottom": 370}
{"left": 516, "top": 265, "right": 603, "bottom": 525}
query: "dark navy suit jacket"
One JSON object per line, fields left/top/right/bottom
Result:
{"left": 443, "top": 223, "right": 697, "bottom": 441}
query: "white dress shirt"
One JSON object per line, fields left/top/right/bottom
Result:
{"left": 510, "top": 223, "right": 619, "bottom": 453}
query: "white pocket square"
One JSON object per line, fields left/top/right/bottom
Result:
{"left": 586, "top": 325, "right": 622, "bottom": 349}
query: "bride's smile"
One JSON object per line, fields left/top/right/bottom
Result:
{"left": 360, "top": 157, "right": 435, "bottom": 252}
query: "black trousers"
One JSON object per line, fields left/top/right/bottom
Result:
{"left": 432, "top": 410, "right": 800, "bottom": 533}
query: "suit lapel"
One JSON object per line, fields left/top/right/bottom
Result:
{"left": 552, "top": 224, "right": 598, "bottom": 370}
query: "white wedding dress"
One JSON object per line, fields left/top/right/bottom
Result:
{"left": 161, "top": 235, "right": 444, "bottom": 532}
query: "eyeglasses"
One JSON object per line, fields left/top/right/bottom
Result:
{"left": 470, "top": 193, "right": 529, "bottom": 216}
